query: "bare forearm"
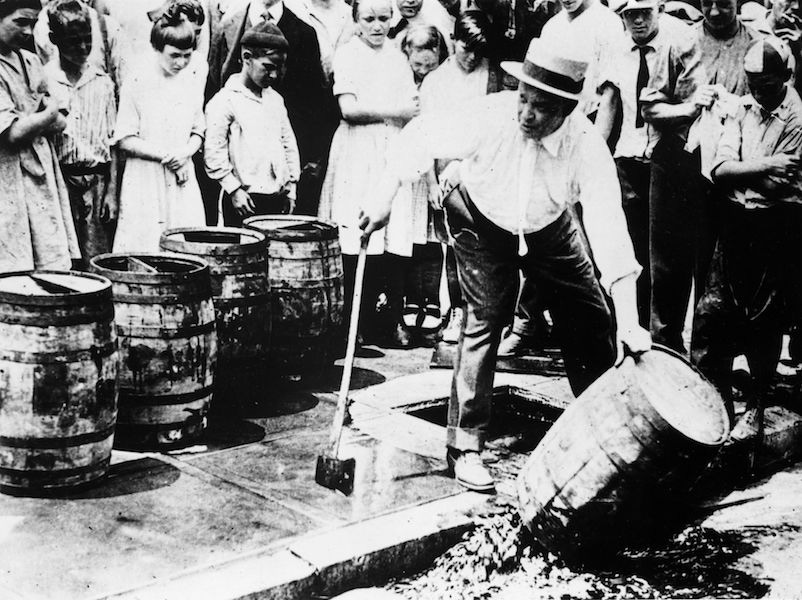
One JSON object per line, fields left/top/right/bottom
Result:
{"left": 641, "top": 102, "right": 698, "bottom": 127}
{"left": 5, "top": 111, "right": 57, "bottom": 145}
{"left": 713, "top": 158, "right": 771, "bottom": 182}
{"left": 595, "top": 86, "right": 619, "bottom": 144}
{"left": 117, "top": 136, "right": 165, "bottom": 162}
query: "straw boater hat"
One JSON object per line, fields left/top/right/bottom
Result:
{"left": 500, "top": 39, "right": 589, "bottom": 101}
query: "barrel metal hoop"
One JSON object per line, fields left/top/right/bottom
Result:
{"left": 0, "top": 456, "right": 111, "bottom": 480}
{"left": 115, "top": 420, "right": 205, "bottom": 432}
{"left": 0, "top": 339, "right": 118, "bottom": 364}
{"left": 0, "top": 307, "right": 115, "bottom": 327}
{"left": 214, "top": 295, "right": 270, "bottom": 308}
{"left": 116, "top": 320, "right": 215, "bottom": 339}
{"left": 119, "top": 385, "right": 213, "bottom": 406}
{"left": 111, "top": 292, "right": 212, "bottom": 305}
{"left": 0, "top": 425, "right": 115, "bottom": 449}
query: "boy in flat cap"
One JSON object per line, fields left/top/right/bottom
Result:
{"left": 204, "top": 20, "right": 300, "bottom": 225}
{"left": 693, "top": 38, "right": 802, "bottom": 430}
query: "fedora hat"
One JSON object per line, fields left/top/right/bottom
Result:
{"left": 500, "top": 39, "right": 588, "bottom": 101}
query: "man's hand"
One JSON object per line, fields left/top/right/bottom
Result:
{"left": 231, "top": 188, "right": 255, "bottom": 217}
{"left": 617, "top": 323, "right": 652, "bottom": 364}
{"left": 692, "top": 84, "right": 718, "bottom": 110}
{"left": 438, "top": 160, "right": 462, "bottom": 207}
{"left": 762, "top": 153, "right": 800, "bottom": 184}
{"left": 358, "top": 203, "right": 391, "bottom": 240}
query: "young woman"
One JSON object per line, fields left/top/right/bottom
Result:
{"left": 318, "top": 0, "right": 420, "bottom": 346}
{"left": 112, "top": 13, "right": 205, "bottom": 252}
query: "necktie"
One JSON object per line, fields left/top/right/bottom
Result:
{"left": 388, "top": 18, "right": 407, "bottom": 40}
{"left": 635, "top": 45, "right": 649, "bottom": 128}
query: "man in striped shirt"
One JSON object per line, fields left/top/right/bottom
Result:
{"left": 43, "top": 0, "right": 117, "bottom": 266}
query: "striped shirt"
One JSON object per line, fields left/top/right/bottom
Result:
{"left": 43, "top": 62, "right": 116, "bottom": 167}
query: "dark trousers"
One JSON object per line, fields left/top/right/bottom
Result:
{"left": 63, "top": 164, "right": 114, "bottom": 269}
{"left": 692, "top": 203, "right": 792, "bottom": 404}
{"left": 404, "top": 242, "right": 443, "bottom": 307}
{"left": 649, "top": 138, "right": 717, "bottom": 353}
{"left": 616, "top": 157, "right": 651, "bottom": 328}
{"left": 222, "top": 191, "right": 292, "bottom": 228}
{"left": 446, "top": 194, "right": 615, "bottom": 451}
{"left": 342, "top": 252, "right": 408, "bottom": 341}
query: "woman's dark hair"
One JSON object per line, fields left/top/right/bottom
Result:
{"left": 0, "top": 0, "right": 41, "bottom": 20}
{"left": 150, "top": 12, "right": 197, "bottom": 51}
{"left": 47, "top": 0, "right": 90, "bottom": 39}
{"left": 153, "top": 0, "right": 205, "bottom": 26}
{"left": 454, "top": 10, "right": 492, "bottom": 56}
{"left": 401, "top": 25, "right": 448, "bottom": 64}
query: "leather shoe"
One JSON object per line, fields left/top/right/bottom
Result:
{"left": 446, "top": 450, "right": 495, "bottom": 492}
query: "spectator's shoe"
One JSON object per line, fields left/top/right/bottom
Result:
{"left": 420, "top": 304, "right": 443, "bottom": 332}
{"left": 729, "top": 405, "right": 762, "bottom": 442}
{"left": 446, "top": 449, "right": 495, "bottom": 493}
{"left": 441, "top": 307, "right": 464, "bottom": 344}
{"left": 402, "top": 303, "right": 421, "bottom": 329}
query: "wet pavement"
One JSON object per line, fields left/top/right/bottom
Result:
{"left": 2, "top": 340, "right": 802, "bottom": 599}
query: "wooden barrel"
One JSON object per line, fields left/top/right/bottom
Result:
{"left": 244, "top": 215, "right": 344, "bottom": 378}
{"left": 517, "top": 345, "right": 729, "bottom": 560}
{"left": 159, "top": 227, "right": 270, "bottom": 412}
{"left": 90, "top": 254, "right": 216, "bottom": 449}
{"left": 0, "top": 271, "right": 118, "bottom": 494}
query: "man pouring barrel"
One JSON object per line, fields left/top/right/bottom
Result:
{"left": 359, "top": 39, "right": 652, "bottom": 493}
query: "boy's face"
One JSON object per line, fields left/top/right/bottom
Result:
{"left": 53, "top": 21, "right": 93, "bottom": 69}
{"left": 454, "top": 39, "right": 481, "bottom": 73}
{"left": 245, "top": 50, "right": 286, "bottom": 88}
{"left": 0, "top": 8, "right": 39, "bottom": 52}
{"left": 408, "top": 47, "right": 438, "bottom": 81}
{"left": 747, "top": 70, "right": 788, "bottom": 111}
{"left": 559, "top": 0, "right": 592, "bottom": 16}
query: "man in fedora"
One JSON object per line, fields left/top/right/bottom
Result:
{"left": 360, "top": 39, "right": 652, "bottom": 492}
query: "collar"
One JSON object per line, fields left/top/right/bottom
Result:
{"left": 224, "top": 73, "right": 269, "bottom": 99}
{"left": 630, "top": 28, "right": 660, "bottom": 52}
{"left": 742, "top": 88, "right": 792, "bottom": 121}
{"left": 249, "top": 1, "right": 284, "bottom": 25}
{"left": 537, "top": 111, "right": 573, "bottom": 157}
{"left": 46, "top": 61, "right": 105, "bottom": 89}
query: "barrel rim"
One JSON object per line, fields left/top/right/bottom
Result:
{"left": 244, "top": 215, "right": 339, "bottom": 241}
{"left": 90, "top": 253, "right": 210, "bottom": 284}
{"left": 0, "top": 270, "right": 112, "bottom": 307}
{"left": 637, "top": 343, "right": 731, "bottom": 446}
{"left": 160, "top": 227, "right": 267, "bottom": 256}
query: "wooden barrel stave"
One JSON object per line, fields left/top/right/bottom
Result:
{"left": 0, "top": 272, "right": 118, "bottom": 493}
{"left": 518, "top": 347, "right": 729, "bottom": 559}
{"left": 91, "top": 254, "right": 216, "bottom": 449}
{"left": 159, "top": 228, "right": 270, "bottom": 412}
{"left": 245, "top": 216, "right": 344, "bottom": 378}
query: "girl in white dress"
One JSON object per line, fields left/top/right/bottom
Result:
{"left": 112, "top": 13, "right": 205, "bottom": 252}
{"left": 318, "top": 0, "right": 420, "bottom": 346}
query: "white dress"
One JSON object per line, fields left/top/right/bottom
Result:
{"left": 113, "top": 55, "right": 206, "bottom": 253}
{"left": 318, "top": 37, "right": 418, "bottom": 257}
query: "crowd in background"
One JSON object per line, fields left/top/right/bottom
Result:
{"left": 2, "top": 0, "right": 802, "bottom": 415}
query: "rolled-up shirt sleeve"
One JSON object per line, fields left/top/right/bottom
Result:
{"left": 387, "top": 96, "right": 490, "bottom": 182}
{"left": 576, "top": 124, "right": 642, "bottom": 293}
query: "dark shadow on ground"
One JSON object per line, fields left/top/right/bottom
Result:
{"left": 6, "top": 457, "right": 184, "bottom": 500}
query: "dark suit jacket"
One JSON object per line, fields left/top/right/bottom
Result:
{"left": 207, "top": 3, "right": 340, "bottom": 165}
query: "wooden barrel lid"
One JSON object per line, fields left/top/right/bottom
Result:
{"left": 90, "top": 253, "right": 209, "bottom": 285}
{"left": 628, "top": 345, "right": 729, "bottom": 446}
{"left": 244, "top": 215, "right": 338, "bottom": 242}
{"left": 0, "top": 271, "right": 111, "bottom": 307}
{"left": 160, "top": 227, "right": 266, "bottom": 257}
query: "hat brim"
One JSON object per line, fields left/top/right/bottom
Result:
{"left": 500, "top": 61, "right": 582, "bottom": 101}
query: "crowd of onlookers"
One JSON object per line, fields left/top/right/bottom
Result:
{"left": 1, "top": 0, "right": 802, "bottom": 414}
